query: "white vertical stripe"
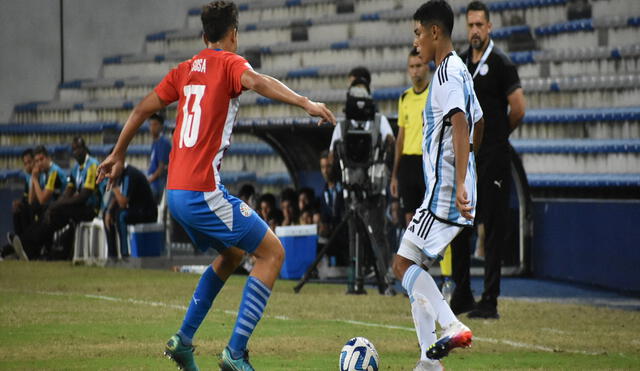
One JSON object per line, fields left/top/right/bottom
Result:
{"left": 203, "top": 189, "right": 233, "bottom": 230}
{"left": 212, "top": 97, "right": 240, "bottom": 186}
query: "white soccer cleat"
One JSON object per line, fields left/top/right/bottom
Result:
{"left": 426, "top": 321, "right": 472, "bottom": 360}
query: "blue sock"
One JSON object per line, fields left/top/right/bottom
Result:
{"left": 228, "top": 276, "right": 271, "bottom": 358}
{"left": 177, "top": 265, "right": 224, "bottom": 345}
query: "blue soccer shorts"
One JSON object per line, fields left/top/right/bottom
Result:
{"left": 167, "top": 186, "right": 268, "bottom": 254}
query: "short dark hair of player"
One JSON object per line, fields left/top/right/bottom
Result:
{"left": 413, "top": 0, "right": 455, "bottom": 37}
{"left": 201, "top": 1, "right": 239, "bottom": 43}
{"left": 33, "top": 145, "right": 50, "bottom": 158}
{"left": 409, "top": 47, "right": 420, "bottom": 58}
{"left": 466, "top": 1, "right": 490, "bottom": 22}
{"left": 22, "top": 148, "right": 34, "bottom": 159}
{"left": 149, "top": 113, "right": 165, "bottom": 125}
{"left": 348, "top": 66, "right": 371, "bottom": 88}
{"left": 320, "top": 149, "right": 330, "bottom": 160}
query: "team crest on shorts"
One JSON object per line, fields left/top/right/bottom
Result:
{"left": 239, "top": 202, "right": 252, "bottom": 217}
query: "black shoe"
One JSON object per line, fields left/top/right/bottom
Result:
{"left": 467, "top": 302, "right": 499, "bottom": 319}
{"left": 450, "top": 297, "right": 476, "bottom": 315}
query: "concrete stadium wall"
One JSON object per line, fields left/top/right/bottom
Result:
{"left": 0, "top": 0, "right": 61, "bottom": 123}
{"left": 0, "top": 0, "right": 202, "bottom": 122}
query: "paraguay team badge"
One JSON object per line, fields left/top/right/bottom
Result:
{"left": 239, "top": 202, "right": 252, "bottom": 217}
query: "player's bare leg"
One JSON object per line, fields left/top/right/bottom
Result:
{"left": 220, "top": 229, "right": 284, "bottom": 370}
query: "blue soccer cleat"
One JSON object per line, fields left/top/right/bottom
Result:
{"left": 219, "top": 346, "right": 255, "bottom": 371}
{"left": 164, "top": 334, "right": 199, "bottom": 371}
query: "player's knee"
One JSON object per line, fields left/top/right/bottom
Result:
{"left": 270, "top": 241, "right": 285, "bottom": 267}
{"left": 392, "top": 255, "right": 410, "bottom": 281}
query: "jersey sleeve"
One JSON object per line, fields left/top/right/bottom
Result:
{"left": 438, "top": 66, "right": 467, "bottom": 121}
{"left": 227, "top": 54, "right": 252, "bottom": 97}
{"left": 499, "top": 56, "right": 521, "bottom": 96}
{"left": 154, "top": 67, "right": 180, "bottom": 104}
{"left": 121, "top": 172, "right": 130, "bottom": 198}
{"left": 397, "top": 94, "right": 407, "bottom": 128}
{"left": 45, "top": 169, "right": 58, "bottom": 192}
{"left": 83, "top": 163, "right": 97, "bottom": 191}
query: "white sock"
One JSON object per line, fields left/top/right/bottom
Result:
{"left": 411, "top": 293, "right": 437, "bottom": 360}
{"left": 402, "top": 264, "right": 458, "bottom": 330}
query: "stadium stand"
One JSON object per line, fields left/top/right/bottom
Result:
{"left": 2, "top": 0, "right": 639, "bottom": 198}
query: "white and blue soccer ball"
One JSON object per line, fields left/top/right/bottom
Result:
{"left": 339, "top": 337, "right": 379, "bottom": 371}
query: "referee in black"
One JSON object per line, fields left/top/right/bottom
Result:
{"left": 450, "top": 0, "right": 526, "bottom": 319}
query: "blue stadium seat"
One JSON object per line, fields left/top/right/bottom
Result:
{"left": 511, "top": 139, "right": 640, "bottom": 154}
{"left": 527, "top": 173, "right": 640, "bottom": 187}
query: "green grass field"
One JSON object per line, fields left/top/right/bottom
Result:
{"left": 1, "top": 261, "right": 639, "bottom": 370}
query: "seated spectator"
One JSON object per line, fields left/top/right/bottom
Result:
{"left": 29, "top": 145, "right": 67, "bottom": 208}
{"left": 298, "top": 205, "right": 315, "bottom": 225}
{"left": 297, "top": 187, "right": 315, "bottom": 213}
{"left": 2, "top": 149, "right": 36, "bottom": 259}
{"left": 10, "top": 137, "right": 104, "bottom": 260}
{"left": 104, "top": 163, "right": 157, "bottom": 258}
{"left": 237, "top": 183, "right": 257, "bottom": 210}
{"left": 266, "top": 208, "right": 284, "bottom": 231}
{"left": 280, "top": 187, "right": 298, "bottom": 226}
{"left": 257, "top": 193, "right": 276, "bottom": 221}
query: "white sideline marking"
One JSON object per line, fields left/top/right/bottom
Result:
{"left": 33, "top": 290, "right": 600, "bottom": 356}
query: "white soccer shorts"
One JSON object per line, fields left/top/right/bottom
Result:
{"left": 397, "top": 207, "right": 463, "bottom": 266}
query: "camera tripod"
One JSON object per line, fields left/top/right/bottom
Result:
{"left": 293, "top": 190, "right": 394, "bottom": 295}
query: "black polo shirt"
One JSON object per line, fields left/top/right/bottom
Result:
{"left": 461, "top": 44, "right": 521, "bottom": 158}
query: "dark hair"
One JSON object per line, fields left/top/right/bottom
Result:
{"left": 320, "top": 149, "right": 330, "bottom": 160}
{"left": 239, "top": 183, "right": 255, "bottom": 199}
{"left": 298, "top": 187, "right": 315, "bottom": 201}
{"left": 267, "top": 208, "right": 284, "bottom": 225}
{"left": 280, "top": 187, "right": 297, "bottom": 203}
{"left": 149, "top": 113, "right": 165, "bottom": 125}
{"left": 409, "top": 47, "right": 421, "bottom": 57}
{"left": 33, "top": 145, "right": 49, "bottom": 157}
{"left": 348, "top": 66, "right": 371, "bottom": 88}
{"left": 22, "top": 148, "right": 34, "bottom": 158}
{"left": 258, "top": 193, "right": 276, "bottom": 208}
{"left": 201, "top": 1, "right": 238, "bottom": 43}
{"left": 466, "top": 1, "right": 490, "bottom": 22}
{"left": 413, "top": 0, "right": 454, "bottom": 37}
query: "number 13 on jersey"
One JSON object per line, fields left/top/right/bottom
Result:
{"left": 179, "top": 84, "right": 205, "bottom": 148}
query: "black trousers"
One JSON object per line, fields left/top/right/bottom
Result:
{"left": 105, "top": 206, "right": 157, "bottom": 257}
{"left": 19, "top": 203, "right": 95, "bottom": 259}
{"left": 12, "top": 200, "right": 36, "bottom": 236}
{"left": 452, "top": 150, "right": 511, "bottom": 307}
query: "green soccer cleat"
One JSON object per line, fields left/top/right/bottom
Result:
{"left": 219, "top": 346, "right": 255, "bottom": 371}
{"left": 164, "top": 334, "right": 199, "bottom": 371}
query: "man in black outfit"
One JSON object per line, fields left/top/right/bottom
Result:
{"left": 451, "top": 1, "right": 526, "bottom": 319}
{"left": 104, "top": 163, "right": 157, "bottom": 258}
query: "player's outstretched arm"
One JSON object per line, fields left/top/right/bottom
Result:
{"left": 97, "top": 91, "right": 166, "bottom": 187}
{"left": 241, "top": 69, "right": 336, "bottom": 126}
{"left": 451, "top": 111, "right": 473, "bottom": 220}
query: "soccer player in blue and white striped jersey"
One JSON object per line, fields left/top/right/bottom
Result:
{"left": 392, "top": 1, "right": 485, "bottom": 369}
